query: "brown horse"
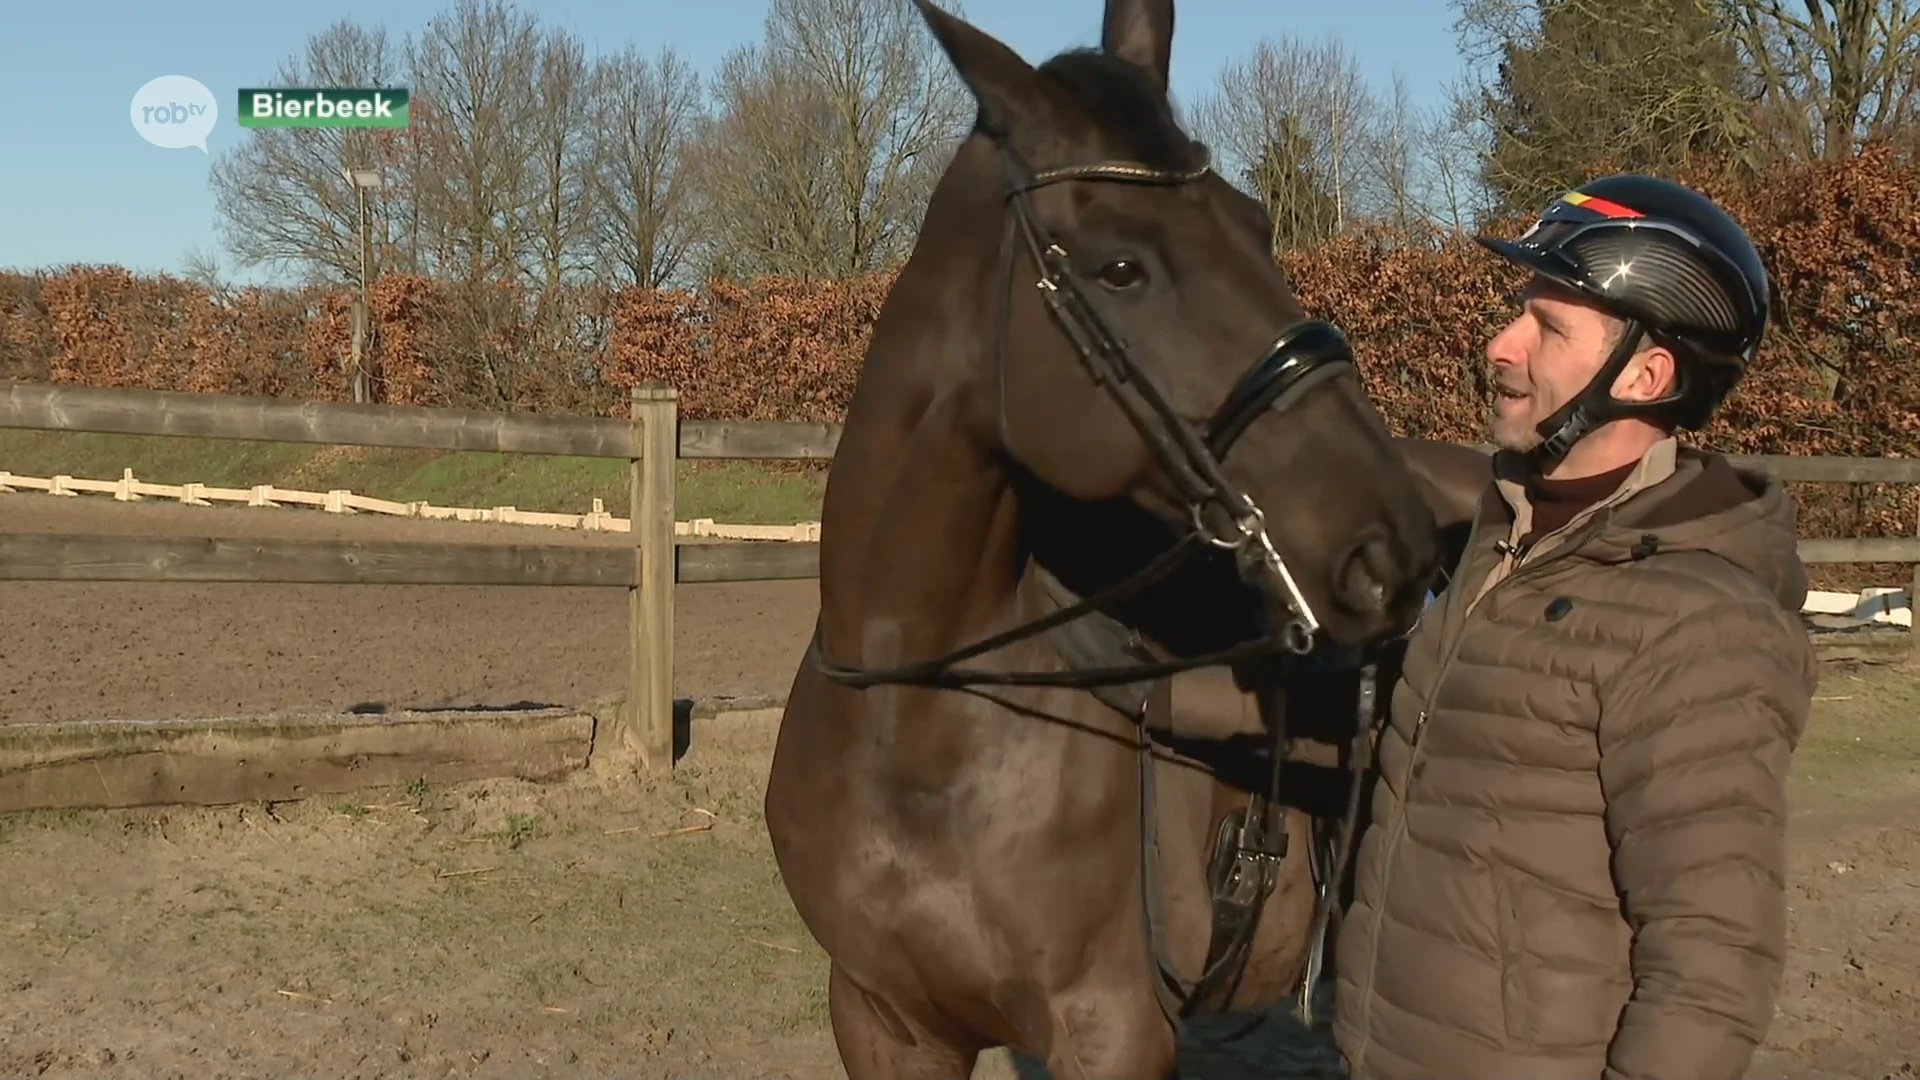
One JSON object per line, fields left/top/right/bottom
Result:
{"left": 766, "top": 1, "right": 1454, "bottom": 1076}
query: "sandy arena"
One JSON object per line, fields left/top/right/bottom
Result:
{"left": 1, "top": 492, "right": 1916, "bottom": 1079}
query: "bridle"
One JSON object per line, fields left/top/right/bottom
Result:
{"left": 810, "top": 137, "right": 1363, "bottom": 693}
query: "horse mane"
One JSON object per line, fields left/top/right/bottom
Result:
{"left": 1035, "top": 48, "right": 1206, "bottom": 172}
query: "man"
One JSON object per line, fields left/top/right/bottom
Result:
{"left": 1331, "top": 174, "right": 1820, "bottom": 1080}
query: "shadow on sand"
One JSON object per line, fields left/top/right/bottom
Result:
{"left": 994, "top": 985, "right": 1348, "bottom": 1079}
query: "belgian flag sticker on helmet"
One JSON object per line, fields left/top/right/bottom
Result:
{"left": 1559, "top": 190, "right": 1644, "bottom": 219}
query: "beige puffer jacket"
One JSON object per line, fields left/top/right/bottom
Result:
{"left": 1333, "top": 439, "right": 1819, "bottom": 1080}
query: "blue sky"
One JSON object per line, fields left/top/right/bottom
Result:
{"left": 0, "top": 0, "right": 1469, "bottom": 284}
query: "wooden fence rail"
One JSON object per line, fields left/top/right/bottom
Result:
{"left": 2, "top": 379, "right": 1916, "bottom": 788}
{"left": 0, "top": 532, "right": 826, "bottom": 586}
{"left": 0, "top": 380, "right": 642, "bottom": 458}
{"left": 2, "top": 379, "right": 677, "bottom": 772}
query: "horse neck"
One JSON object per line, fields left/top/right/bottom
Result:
{"left": 819, "top": 376, "right": 1027, "bottom": 673}
{"left": 814, "top": 147, "right": 1045, "bottom": 671}
{"left": 815, "top": 357, "right": 1267, "bottom": 685}
{"left": 1010, "top": 466, "right": 1269, "bottom": 661}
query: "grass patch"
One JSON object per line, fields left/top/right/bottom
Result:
{"left": 0, "top": 806, "right": 83, "bottom": 845}
{"left": 0, "top": 430, "right": 826, "bottom": 524}
{"left": 1791, "top": 657, "right": 1920, "bottom": 806}
{"left": 488, "top": 813, "right": 541, "bottom": 850}
{"left": 0, "top": 430, "right": 314, "bottom": 488}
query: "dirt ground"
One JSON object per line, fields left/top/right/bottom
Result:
{"left": 0, "top": 493, "right": 822, "bottom": 723}
{"left": 2, "top": 492, "right": 1917, "bottom": 1079}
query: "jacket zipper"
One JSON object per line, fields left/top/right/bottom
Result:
{"left": 1350, "top": 509, "right": 1610, "bottom": 1062}
{"left": 1407, "top": 510, "right": 1606, "bottom": 764}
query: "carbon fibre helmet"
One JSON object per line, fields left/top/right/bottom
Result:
{"left": 1476, "top": 174, "right": 1770, "bottom": 459}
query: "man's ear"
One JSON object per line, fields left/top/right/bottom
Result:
{"left": 1611, "top": 340, "right": 1679, "bottom": 403}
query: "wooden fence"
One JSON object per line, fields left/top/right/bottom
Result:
{"left": 3, "top": 379, "right": 1918, "bottom": 789}
{"left": 3, "top": 380, "right": 705, "bottom": 774}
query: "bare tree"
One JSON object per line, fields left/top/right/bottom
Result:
{"left": 1417, "top": 81, "right": 1498, "bottom": 232}
{"left": 1317, "top": 42, "right": 1377, "bottom": 233}
{"left": 687, "top": 0, "right": 971, "bottom": 279}
{"left": 1189, "top": 35, "right": 1381, "bottom": 249}
{"left": 590, "top": 45, "right": 705, "bottom": 288}
{"left": 520, "top": 26, "right": 600, "bottom": 295}
{"left": 406, "top": 0, "right": 543, "bottom": 289}
{"left": 179, "top": 245, "right": 230, "bottom": 299}
{"left": 1364, "top": 71, "right": 1422, "bottom": 231}
{"left": 400, "top": 0, "right": 555, "bottom": 407}
{"left": 1725, "top": 0, "right": 1920, "bottom": 161}
{"left": 686, "top": 46, "right": 834, "bottom": 278}
{"left": 208, "top": 19, "right": 409, "bottom": 284}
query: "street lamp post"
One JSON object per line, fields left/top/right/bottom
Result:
{"left": 344, "top": 167, "right": 384, "bottom": 403}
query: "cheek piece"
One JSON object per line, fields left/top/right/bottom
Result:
{"left": 1531, "top": 316, "right": 1649, "bottom": 462}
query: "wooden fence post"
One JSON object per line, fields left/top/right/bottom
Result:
{"left": 629, "top": 384, "right": 678, "bottom": 772}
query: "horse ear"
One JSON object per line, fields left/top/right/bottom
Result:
{"left": 910, "top": 0, "right": 1045, "bottom": 139}
{"left": 1101, "top": 0, "right": 1173, "bottom": 89}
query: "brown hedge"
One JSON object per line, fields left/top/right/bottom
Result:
{"left": 2, "top": 150, "right": 1914, "bottom": 579}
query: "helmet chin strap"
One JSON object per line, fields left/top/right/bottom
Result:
{"left": 1526, "top": 316, "right": 1649, "bottom": 467}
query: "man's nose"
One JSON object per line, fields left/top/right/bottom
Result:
{"left": 1486, "top": 324, "right": 1525, "bottom": 367}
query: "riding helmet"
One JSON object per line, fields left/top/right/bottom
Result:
{"left": 1475, "top": 174, "right": 1771, "bottom": 453}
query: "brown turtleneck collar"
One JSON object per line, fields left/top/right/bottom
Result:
{"left": 1519, "top": 459, "right": 1637, "bottom": 547}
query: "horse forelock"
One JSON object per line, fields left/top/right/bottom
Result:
{"left": 1034, "top": 47, "right": 1204, "bottom": 173}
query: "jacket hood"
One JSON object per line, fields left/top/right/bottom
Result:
{"left": 1584, "top": 446, "right": 1809, "bottom": 615}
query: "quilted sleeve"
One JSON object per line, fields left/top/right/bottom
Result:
{"left": 1595, "top": 598, "right": 1817, "bottom": 1080}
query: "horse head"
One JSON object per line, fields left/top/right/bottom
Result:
{"left": 904, "top": 0, "right": 1441, "bottom": 651}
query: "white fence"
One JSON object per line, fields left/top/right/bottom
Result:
{"left": 0, "top": 466, "right": 821, "bottom": 542}
{"left": 1803, "top": 587, "right": 1912, "bottom": 628}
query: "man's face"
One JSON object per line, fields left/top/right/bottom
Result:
{"left": 1484, "top": 276, "right": 1622, "bottom": 452}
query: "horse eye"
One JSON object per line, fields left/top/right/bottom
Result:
{"left": 1097, "top": 259, "right": 1147, "bottom": 289}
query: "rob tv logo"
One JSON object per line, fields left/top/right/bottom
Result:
{"left": 130, "top": 75, "right": 218, "bottom": 152}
